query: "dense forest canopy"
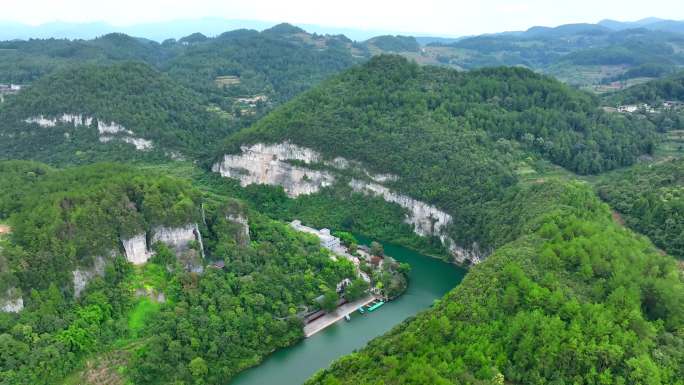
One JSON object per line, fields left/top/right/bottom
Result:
{"left": 220, "top": 55, "right": 657, "bottom": 249}
{"left": 0, "top": 161, "right": 356, "bottom": 385}
{"left": 308, "top": 179, "right": 684, "bottom": 385}
{"left": 597, "top": 158, "right": 684, "bottom": 258}
{"left": 0, "top": 62, "right": 235, "bottom": 162}
{"left": 0, "top": 24, "right": 363, "bottom": 102}
{"left": 0, "top": 25, "right": 368, "bottom": 166}
{"left": 0, "top": 161, "right": 202, "bottom": 291}
{"left": 0, "top": 20, "right": 682, "bottom": 385}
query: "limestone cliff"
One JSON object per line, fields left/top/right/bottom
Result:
{"left": 72, "top": 256, "right": 108, "bottom": 297}
{"left": 121, "top": 233, "right": 151, "bottom": 265}
{"left": 212, "top": 142, "right": 335, "bottom": 197}
{"left": 24, "top": 114, "right": 154, "bottom": 151}
{"left": 227, "top": 213, "right": 251, "bottom": 246}
{"left": 213, "top": 142, "right": 481, "bottom": 264}
{"left": 350, "top": 179, "right": 481, "bottom": 264}
{"left": 1, "top": 288, "right": 23, "bottom": 313}
{"left": 121, "top": 224, "right": 205, "bottom": 270}
{"left": 151, "top": 225, "right": 198, "bottom": 254}
{"left": 24, "top": 114, "right": 93, "bottom": 128}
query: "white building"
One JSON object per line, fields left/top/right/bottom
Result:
{"left": 290, "top": 220, "right": 341, "bottom": 251}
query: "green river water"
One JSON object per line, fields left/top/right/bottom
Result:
{"left": 229, "top": 235, "right": 467, "bottom": 385}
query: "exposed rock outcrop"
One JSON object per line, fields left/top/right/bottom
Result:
{"left": 121, "top": 225, "right": 205, "bottom": 270}
{"left": 151, "top": 224, "right": 200, "bottom": 256}
{"left": 121, "top": 233, "right": 151, "bottom": 265}
{"left": 228, "top": 214, "right": 250, "bottom": 245}
{"left": 72, "top": 256, "right": 108, "bottom": 297}
{"left": 1, "top": 288, "right": 23, "bottom": 313}
{"left": 97, "top": 121, "right": 133, "bottom": 135}
{"left": 350, "top": 179, "right": 481, "bottom": 264}
{"left": 25, "top": 114, "right": 93, "bottom": 128}
{"left": 25, "top": 114, "right": 153, "bottom": 151}
{"left": 99, "top": 135, "right": 153, "bottom": 150}
{"left": 212, "top": 142, "right": 334, "bottom": 197}
{"left": 214, "top": 142, "right": 480, "bottom": 264}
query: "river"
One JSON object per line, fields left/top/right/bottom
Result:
{"left": 229, "top": 235, "right": 467, "bottom": 385}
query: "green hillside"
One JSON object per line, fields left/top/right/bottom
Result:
{"left": 210, "top": 56, "right": 683, "bottom": 384}
{"left": 307, "top": 179, "right": 684, "bottom": 385}
{"left": 598, "top": 158, "right": 684, "bottom": 258}
{"left": 0, "top": 62, "right": 233, "bottom": 163}
{"left": 0, "top": 161, "right": 356, "bottom": 385}
{"left": 220, "top": 55, "right": 657, "bottom": 249}
{"left": 0, "top": 24, "right": 682, "bottom": 385}
{"left": 605, "top": 71, "right": 684, "bottom": 104}
{"left": 389, "top": 27, "right": 684, "bottom": 88}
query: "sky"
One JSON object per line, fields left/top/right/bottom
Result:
{"left": 2, "top": 0, "right": 684, "bottom": 37}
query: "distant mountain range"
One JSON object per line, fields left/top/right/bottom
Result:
{"left": 598, "top": 17, "right": 684, "bottom": 33}
{"left": 0, "top": 18, "right": 407, "bottom": 42}
{"left": 4, "top": 17, "right": 682, "bottom": 44}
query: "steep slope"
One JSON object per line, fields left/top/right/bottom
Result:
{"left": 0, "top": 161, "right": 356, "bottom": 385}
{"left": 598, "top": 158, "right": 684, "bottom": 258}
{"left": 0, "top": 33, "right": 172, "bottom": 83}
{"left": 165, "top": 23, "right": 362, "bottom": 103}
{"left": 0, "top": 62, "right": 232, "bottom": 164}
{"left": 206, "top": 58, "right": 683, "bottom": 383}
{"left": 307, "top": 179, "right": 684, "bottom": 385}
{"left": 0, "top": 161, "right": 202, "bottom": 293}
{"left": 214, "top": 56, "right": 656, "bottom": 260}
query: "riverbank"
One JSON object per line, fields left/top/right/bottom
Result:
{"left": 304, "top": 295, "right": 377, "bottom": 337}
{"left": 228, "top": 238, "right": 466, "bottom": 385}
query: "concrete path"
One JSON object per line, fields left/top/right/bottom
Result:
{"left": 303, "top": 295, "right": 377, "bottom": 337}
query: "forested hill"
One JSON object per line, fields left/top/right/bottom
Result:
{"left": 0, "top": 161, "right": 356, "bottom": 384}
{"left": 377, "top": 26, "right": 684, "bottom": 88}
{"left": 228, "top": 55, "right": 655, "bottom": 175}
{"left": 165, "top": 23, "right": 362, "bottom": 103}
{"left": 219, "top": 56, "right": 656, "bottom": 247}
{"left": 0, "top": 62, "right": 233, "bottom": 163}
{"left": 604, "top": 70, "right": 684, "bottom": 104}
{"left": 0, "top": 24, "right": 364, "bottom": 103}
{"left": 598, "top": 157, "right": 684, "bottom": 258}
{"left": 307, "top": 177, "right": 684, "bottom": 385}
{"left": 0, "top": 24, "right": 366, "bottom": 165}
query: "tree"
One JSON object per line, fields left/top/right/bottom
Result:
{"left": 344, "top": 278, "right": 370, "bottom": 302}
{"left": 321, "top": 290, "right": 339, "bottom": 312}
{"left": 188, "top": 356, "right": 208, "bottom": 382}
{"left": 370, "top": 241, "right": 384, "bottom": 257}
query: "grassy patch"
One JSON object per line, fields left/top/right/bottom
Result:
{"left": 128, "top": 298, "right": 159, "bottom": 336}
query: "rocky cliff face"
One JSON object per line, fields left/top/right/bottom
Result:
{"left": 121, "top": 224, "right": 205, "bottom": 270}
{"left": 72, "top": 256, "right": 108, "bottom": 297}
{"left": 349, "top": 179, "right": 451, "bottom": 237}
{"left": 350, "top": 179, "right": 481, "bottom": 264}
{"left": 25, "top": 114, "right": 93, "bottom": 127}
{"left": 212, "top": 142, "right": 335, "bottom": 197}
{"left": 1, "top": 288, "right": 23, "bottom": 313}
{"left": 121, "top": 233, "right": 152, "bottom": 265}
{"left": 151, "top": 225, "right": 198, "bottom": 254}
{"left": 228, "top": 214, "right": 250, "bottom": 246}
{"left": 24, "top": 114, "right": 154, "bottom": 151}
{"left": 214, "top": 142, "right": 481, "bottom": 264}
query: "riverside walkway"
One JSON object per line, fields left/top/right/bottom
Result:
{"left": 303, "top": 295, "right": 377, "bottom": 337}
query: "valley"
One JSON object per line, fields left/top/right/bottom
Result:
{"left": 0, "top": 14, "right": 683, "bottom": 385}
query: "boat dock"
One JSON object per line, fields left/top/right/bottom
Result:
{"left": 303, "top": 295, "right": 377, "bottom": 338}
